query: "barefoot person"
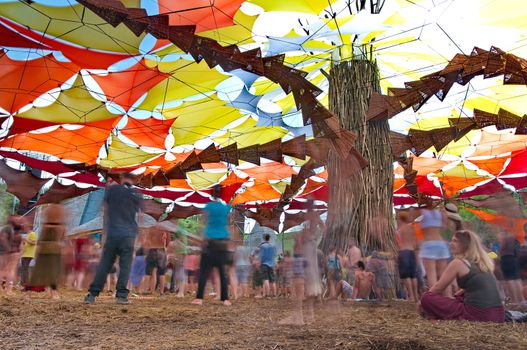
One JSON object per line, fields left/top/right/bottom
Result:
{"left": 84, "top": 173, "right": 144, "bottom": 305}
{"left": 418, "top": 201, "right": 450, "bottom": 292}
{"left": 419, "top": 230, "right": 504, "bottom": 322}
{"left": 192, "top": 184, "right": 232, "bottom": 306}
{"left": 259, "top": 233, "right": 277, "bottom": 298}
{"left": 28, "top": 204, "right": 66, "bottom": 299}
{"left": 397, "top": 212, "right": 419, "bottom": 301}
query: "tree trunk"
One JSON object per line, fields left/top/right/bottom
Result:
{"left": 322, "top": 60, "right": 396, "bottom": 256}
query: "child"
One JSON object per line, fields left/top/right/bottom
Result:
{"left": 353, "top": 261, "right": 374, "bottom": 300}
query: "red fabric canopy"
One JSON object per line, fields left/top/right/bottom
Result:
{"left": 500, "top": 150, "right": 527, "bottom": 176}
{"left": 0, "top": 150, "right": 76, "bottom": 175}
{"left": 456, "top": 179, "right": 510, "bottom": 198}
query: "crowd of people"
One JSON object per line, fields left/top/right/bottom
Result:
{"left": 1, "top": 174, "right": 527, "bottom": 325}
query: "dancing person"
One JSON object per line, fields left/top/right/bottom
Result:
{"left": 29, "top": 204, "right": 66, "bottom": 299}
{"left": 419, "top": 230, "right": 505, "bottom": 322}
{"left": 259, "top": 233, "right": 277, "bottom": 298}
{"left": 499, "top": 231, "right": 525, "bottom": 304}
{"left": 84, "top": 173, "right": 144, "bottom": 305}
{"left": 397, "top": 211, "right": 419, "bottom": 302}
{"left": 192, "top": 184, "right": 232, "bottom": 306}
{"left": 20, "top": 223, "right": 37, "bottom": 287}
{"left": 353, "top": 261, "right": 374, "bottom": 299}
{"left": 418, "top": 200, "right": 450, "bottom": 292}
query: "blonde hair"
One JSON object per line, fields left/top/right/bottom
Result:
{"left": 454, "top": 230, "right": 494, "bottom": 272}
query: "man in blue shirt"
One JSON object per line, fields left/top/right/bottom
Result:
{"left": 259, "top": 233, "right": 276, "bottom": 297}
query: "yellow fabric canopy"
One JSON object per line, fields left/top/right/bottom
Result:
{"left": 17, "top": 75, "right": 118, "bottom": 124}
{"left": 100, "top": 137, "right": 163, "bottom": 168}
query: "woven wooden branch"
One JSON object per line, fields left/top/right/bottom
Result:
{"left": 367, "top": 46, "right": 527, "bottom": 121}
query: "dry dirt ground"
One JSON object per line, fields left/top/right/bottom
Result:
{"left": 0, "top": 291, "right": 526, "bottom": 349}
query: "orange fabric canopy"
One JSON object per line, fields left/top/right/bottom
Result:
{"left": 394, "top": 156, "right": 450, "bottom": 176}
{"left": 232, "top": 181, "right": 281, "bottom": 204}
{"left": 160, "top": 0, "right": 245, "bottom": 32}
{"left": 0, "top": 119, "right": 117, "bottom": 163}
{"left": 242, "top": 162, "right": 296, "bottom": 181}
{"left": 439, "top": 176, "right": 485, "bottom": 198}
{"left": 469, "top": 131, "right": 527, "bottom": 157}
{"left": 120, "top": 117, "right": 173, "bottom": 149}
{"left": 464, "top": 207, "right": 526, "bottom": 243}
{"left": 91, "top": 61, "right": 169, "bottom": 110}
{"left": 0, "top": 50, "right": 78, "bottom": 113}
{"left": 467, "top": 155, "right": 509, "bottom": 176}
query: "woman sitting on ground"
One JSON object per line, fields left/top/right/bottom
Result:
{"left": 419, "top": 230, "right": 505, "bottom": 323}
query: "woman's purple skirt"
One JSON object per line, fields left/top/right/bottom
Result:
{"left": 420, "top": 291, "right": 505, "bottom": 323}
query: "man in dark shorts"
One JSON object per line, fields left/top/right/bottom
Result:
{"left": 259, "top": 234, "right": 276, "bottom": 297}
{"left": 85, "top": 173, "right": 144, "bottom": 305}
{"left": 143, "top": 223, "right": 170, "bottom": 294}
{"left": 396, "top": 212, "right": 419, "bottom": 302}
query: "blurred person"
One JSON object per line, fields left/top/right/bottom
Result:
{"left": 20, "top": 223, "right": 37, "bottom": 287}
{"left": 259, "top": 233, "right": 277, "bottom": 298}
{"left": 397, "top": 211, "right": 419, "bottom": 302}
{"left": 278, "top": 251, "right": 293, "bottom": 298}
{"left": 499, "top": 231, "right": 525, "bottom": 304}
{"left": 326, "top": 247, "right": 343, "bottom": 299}
{"left": 129, "top": 247, "right": 146, "bottom": 295}
{"left": 234, "top": 241, "right": 251, "bottom": 298}
{"left": 346, "top": 239, "right": 362, "bottom": 285}
{"left": 29, "top": 204, "right": 66, "bottom": 299}
{"left": 418, "top": 200, "right": 450, "bottom": 293}
{"left": 251, "top": 251, "right": 263, "bottom": 298}
{"left": 192, "top": 184, "right": 232, "bottom": 306}
{"left": 73, "top": 237, "right": 91, "bottom": 290}
{"left": 0, "top": 226, "right": 14, "bottom": 294}
{"left": 279, "top": 234, "right": 306, "bottom": 325}
{"left": 367, "top": 251, "right": 390, "bottom": 301}
{"left": 85, "top": 173, "right": 144, "bottom": 305}
{"left": 444, "top": 203, "right": 463, "bottom": 240}
{"left": 336, "top": 279, "right": 354, "bottom": 300}
{"left": 184, "top": 251, "right": 199, "bottom": 294}
{"left": 2, "top": 216, "right": 23, "bottom": 294}
{"left": 167, "top": 233, "right": 186, "bottom": 296}
{"left": 419, "top": 230, "right": 504, "bottom": 322}
{"left": 353, "top": 261, "right": 374, "bottom": 299}
{"left": 302, "top": 200, "right": 325, "bottom": 322}
{"left": 143, "top": 223, "right": 170, "bottom": 295}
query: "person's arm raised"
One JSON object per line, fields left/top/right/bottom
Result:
{"left": 429, "top": 259, "right": 462, "bottom": 294}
